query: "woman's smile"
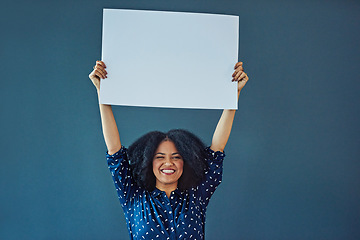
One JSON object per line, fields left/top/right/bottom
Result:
{"left": 161, "top": 168, "right": 176, "bottom": 175}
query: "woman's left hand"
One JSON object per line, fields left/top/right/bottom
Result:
{"left": 232, "top": 62, "right": 249, "bottom": 94}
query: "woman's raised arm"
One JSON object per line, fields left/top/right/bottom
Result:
{"left": 210, "top": 62, "right": 249, "bottom": 152}
{"left": 89, "top": 61, "right": 122, "bottom": 155}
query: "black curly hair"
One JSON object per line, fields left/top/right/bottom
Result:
{"left": 127, "top": 129, "right": 208, "bottom": 191}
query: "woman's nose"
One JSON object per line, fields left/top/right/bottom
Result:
{"left": 163, "top": 157, "right": 174, "bottom": 165}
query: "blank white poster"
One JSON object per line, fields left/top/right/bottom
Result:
{"left": 100, "top": 9, "right": 239, "bottom": 109}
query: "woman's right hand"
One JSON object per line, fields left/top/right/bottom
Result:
{"left": 89, "top": 60, "right": 107, "bottom": 92}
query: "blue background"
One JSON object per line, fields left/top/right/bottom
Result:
{"left": 1, "top": 0, "right": 359, "bottom": 239}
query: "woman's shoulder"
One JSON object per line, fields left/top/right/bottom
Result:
{"left": 106, "top": 145, "right": 128, "bottom": 158}
{"left": 205, "top": 146, "right": 225, "bottom": 160}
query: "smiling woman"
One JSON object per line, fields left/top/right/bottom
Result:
{"left": 128, "top": 129, "right": 208, "bottom": 197}
{"left": 89, "top": 60, "right": 249, "bottom": 240}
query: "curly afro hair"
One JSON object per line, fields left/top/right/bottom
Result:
{"left": 127, "top": 129, "right": 208, "bottom": 191}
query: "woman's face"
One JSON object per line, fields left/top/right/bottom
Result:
{"left": 153, "top": 140, "right": 184, "bottom": 190}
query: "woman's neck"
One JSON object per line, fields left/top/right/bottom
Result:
{"left": 156, "top": 183, "right": 177, "bottom": 198}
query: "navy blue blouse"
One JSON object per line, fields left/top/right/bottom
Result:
{"left": 106, "top": 146, "right": 225, "bottom": 240}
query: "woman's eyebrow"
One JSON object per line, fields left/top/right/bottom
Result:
{"left": 154, "top": 152, "right": 180, "bottom": 155}
{"left": 155, "top": 152, "right": 165, "bottom": 155}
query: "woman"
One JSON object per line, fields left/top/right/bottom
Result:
{"left": 89, "top": 60, "right": 249, "bottom": 240}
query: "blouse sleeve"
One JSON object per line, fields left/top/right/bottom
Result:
{"left": 106, "top": 146, "right": 138, "bottom": 207}
{"left": 196, "top": 147, "right": 225, "bottom": 207}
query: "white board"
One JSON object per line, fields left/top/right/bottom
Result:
{"left": 100, "top": 9, "right": 239, "bottom": 109}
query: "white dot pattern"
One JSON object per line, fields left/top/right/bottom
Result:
{"left": 106, "top": 146, "right": 225, "bottom": 240}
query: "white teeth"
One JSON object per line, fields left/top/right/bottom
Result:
{"left": 161, "top": 169, "right": 175, "bottom": 174}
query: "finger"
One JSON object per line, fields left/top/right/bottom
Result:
{"left": 94, "top": 69, "right": 106, "bottom": 79}
{"left": 97, "top": 66, "right": 108, "bottom": 77}
{"left": 94, "top": 64, "right": 107, "bottom": 77}
{"left": 95, "top": 62, "right": 107, "bottom": 72}
{"left": 232, "top": 66, "right": 243, "bottom": 77}
{"left": 234, "top": 62, "right": 243, "bottom": 69}
{"left": 96, "top": 60, "right": 107, "bottom": 68}
{"left": 234, "top": 70, "right": 244, "bottom": 80}
{"left": 240, "top": 73, "right": 249, "bottom": 82}
{"left": 93, "top": 67, "right": 107, "bottom": 79}
{"left": 234, "top": 64, "right": 244, "bottom": 72}
{"left": 236, "top": 66, "right": 244, "bottom": 71}
{"left": 237, "top": 72, "right": 247, "bottom": 81}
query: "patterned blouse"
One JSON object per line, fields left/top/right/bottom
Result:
{"left": 106, "top": 146, "right": 225, "bottom": 240}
